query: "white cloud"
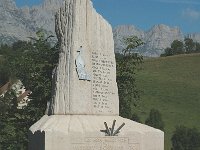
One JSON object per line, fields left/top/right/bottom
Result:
{"left": 182, "top": 8, "right": 200, "bottom": 21}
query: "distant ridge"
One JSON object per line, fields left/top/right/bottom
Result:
{"left": 0, "top": 0, "right": 200, "bottom": 57}
{"left": 0, "top": 0, "right": 63, "bottom": 44}
{"left": 114, "top": 25, "right": 200, "bottom": 57}
{"left": 113, "top": 24, "right": 184, "bottom": 57}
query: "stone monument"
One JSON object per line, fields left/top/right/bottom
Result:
{"left": 29, "top": 0, "right": 164, "bottom": 149}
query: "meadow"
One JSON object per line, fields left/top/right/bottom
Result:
{"left": 134, "top": 53, "right": 200, "bottom": 149}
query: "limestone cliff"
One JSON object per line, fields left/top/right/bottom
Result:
{"left": 0, "top": 0, "right": 36, "bottom": 43}
{"left": 0, "top": 0, "right": 199, "bottom": 57}
{"left": 0, "top": 0, "right": 63, "bottom": 44}
{"left": 113, "top": 24, "right": 184, "bottom": 57}
{"left": 113, "top": 25, "right": 145, "bottom": 54}
{"left": 187, "top": 33, "right": 200, "bottom": 43}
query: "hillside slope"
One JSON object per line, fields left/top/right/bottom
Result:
{"left": 134, "top": 54, "right": 200, "bottom": 149}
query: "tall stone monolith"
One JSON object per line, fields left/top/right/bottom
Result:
{"left": 29, "top": 0, "right": 164, "bottom": 150}
{"left": 46, "top": 0, "right": 119, "bottom": 116}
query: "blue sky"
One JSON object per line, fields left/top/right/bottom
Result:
{"left": 15, "top": 0, "right": 200, "bottom": 33}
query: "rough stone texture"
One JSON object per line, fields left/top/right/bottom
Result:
{"left": 0, "top": 0, "right": 36, "bottom": 44}
{"left": 113, "top": 24, "right": 184, "bottom": 57}
{"left": 29, "top": 1, "right": 164, "bottom": 149}
{"left": 113, "top": 25, "right": 145, "bottom": 54}
{"left": 187, "top": 33, "right": 200, "bottom": 43}
{"left": 46, "top": 0, "right": 119, "bottom": 115}
{"left": 0, "top": 0, "right": 198, "bottom": 58}
{"left": 0, "top": 0, "right": 63, "bottom": 44}
{"left": 22, "top": 0, "right": 63, "bottom": 37}
{"left": 29, "top": 115, "right": 164, "bottom": 150}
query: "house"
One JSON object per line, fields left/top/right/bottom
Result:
{"left": 0, "top": 80, "right": 31, "bottom": 108}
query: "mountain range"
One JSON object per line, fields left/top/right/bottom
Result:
{"left": 0, "top": 0, "right": 200, "bottom": 57}
{"left": 0, "top": 0, "right": 63, "bottom": 44}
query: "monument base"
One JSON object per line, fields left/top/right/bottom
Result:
{"left": 29, "top": 115, "right": 164, "bottom": 150}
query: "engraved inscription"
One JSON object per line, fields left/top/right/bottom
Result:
{"left": 72, "top": 137, "right": 139, "bottom": 150}
{"left": 91, "top": 52, "right": 115, "bottom": 113}
{"left": 73, "top": 145, "right": 101, "bottom": 150}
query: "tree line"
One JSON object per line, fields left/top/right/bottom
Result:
{"left": 161, "top": 38, "right": 200, "bottom": 57}
{"left": 0, "top": 32, "right": 59, "bottom": 149}
{"left": 132, "top": 109, "right": 200, "bottom": 150}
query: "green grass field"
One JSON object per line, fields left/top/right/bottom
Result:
{"left": 134, "top": 53, "right": 200, "bottom": 150}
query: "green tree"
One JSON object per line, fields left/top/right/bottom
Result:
{"left": 0, "top": 88, "right": 35, "bottom": 150}
{"left": 145, "top": 109, "right": 164, "bottom": 130}
{"left": 164, "top": 47, "right": 173, "bottom": 56}
{"left": 0, "top": 33, "right": 59, "bottom": 149}
{"left": 0, "top": 45, "right": 13, "bottom": 86}
{"left": 131, "top": 113, "right": 141, "bottom": 123}
{"left": 0, "top": 44, "right": 12, "bottom": 56}
{"left": 116, "top": 36, "right": 143, "bottom": 119}
{"left": 0, "top": 65, "right": 10, "bottom": 87}
{"left": 171, "top": 40, "right": 184, "bottom": 55}
{"left": 184, "top": 38, "right": 196, "bottom": 53}
{"left": 195, "top": 42, "right": 200, "bottom": 53}
{"left": 171, "top": 126, "right": 200, "bottom": 150}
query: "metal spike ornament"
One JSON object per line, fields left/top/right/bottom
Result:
{"left": 100, "top": 120, "right": 125, "bottom": 136}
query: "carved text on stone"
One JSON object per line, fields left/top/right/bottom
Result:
{"left": 91, "top": 52, "right": 115, "bottom": 114}
{"left": 72, "top": 137, "right": 139, "bottom": 150}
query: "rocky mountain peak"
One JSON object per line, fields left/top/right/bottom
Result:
{"left": 151, "top": 24, "right": 172, "bottom": 30}
{"left": 42, "top": 0, "right": 64, "bottom": 9}
{"left": 0, "top": 1, "right": 199, "bottom": 57}
{"left": 186, "top": 33, "right": 200, "bottom": 43}
{"left": 148, "top": 24, "right": 181, "bottom": 35}
{"left": 114, "top": 25, "right": 144, "bottom": 39}
{"left": 0, "top": 0, "right": 64, "bottom": 44}
{"left": 0, "top": 0, "right": 16, "bottom": 10}
{"left": 114, "top": 24, "right": 184, "bottom": 57}
{"left": 113, "top": 25, "right": 145, "bottom": 53}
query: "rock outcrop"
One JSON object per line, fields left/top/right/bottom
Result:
{"left": 0, "top": 0, "right": 63, "bottom": 44}
{"left": 0, "top": 0, "right": 36, "bottom": 43}
{"left": 113, "top": 25, "right": 145, "bottom": 53}
{"left": 21, "top": 0, "right": 63, "bottom": 36}
{"left": 187, "top": 33, "right": 200, "bottom": 43}
{"left": 0, "top": 0, "right": 199, "bottom": 57}
{"left": 113, "top": 24, "right": 184, "bottom": 57}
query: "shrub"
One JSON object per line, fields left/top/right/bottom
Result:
{"left": 171, "top": 126, "right": 200, "bottom": 150}
{"left": 145, "top": 108, "right": 164, "bottom": 130}
{"left": 131, "top": 113, "right": 141, "bottom": 123}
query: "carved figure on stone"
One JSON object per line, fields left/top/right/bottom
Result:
{"left": 75, "top": 46, "right": 91, "bottom": 81}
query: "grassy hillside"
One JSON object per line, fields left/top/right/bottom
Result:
{"left": 134, "top": 54, "right": 200, "bottom": 150}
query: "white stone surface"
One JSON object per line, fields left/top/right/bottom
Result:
{"left": 29, "top": 1, "right": 164, "bottom": 150}
{"left": 47, "top": 0, "right": 119, "bottom": 115}
{"left": 29, "top": 115, "right": 164, "bottom": 150}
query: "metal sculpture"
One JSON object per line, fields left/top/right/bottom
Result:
{"left": 100, "top": 120, "right": 125, "bottom": 136}
{"left": 75, "top": 46, "right": 91, "bottom": 81}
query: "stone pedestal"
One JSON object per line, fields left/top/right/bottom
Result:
{"left": 29, "top": 115, "right": 164, "bottom": 150}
